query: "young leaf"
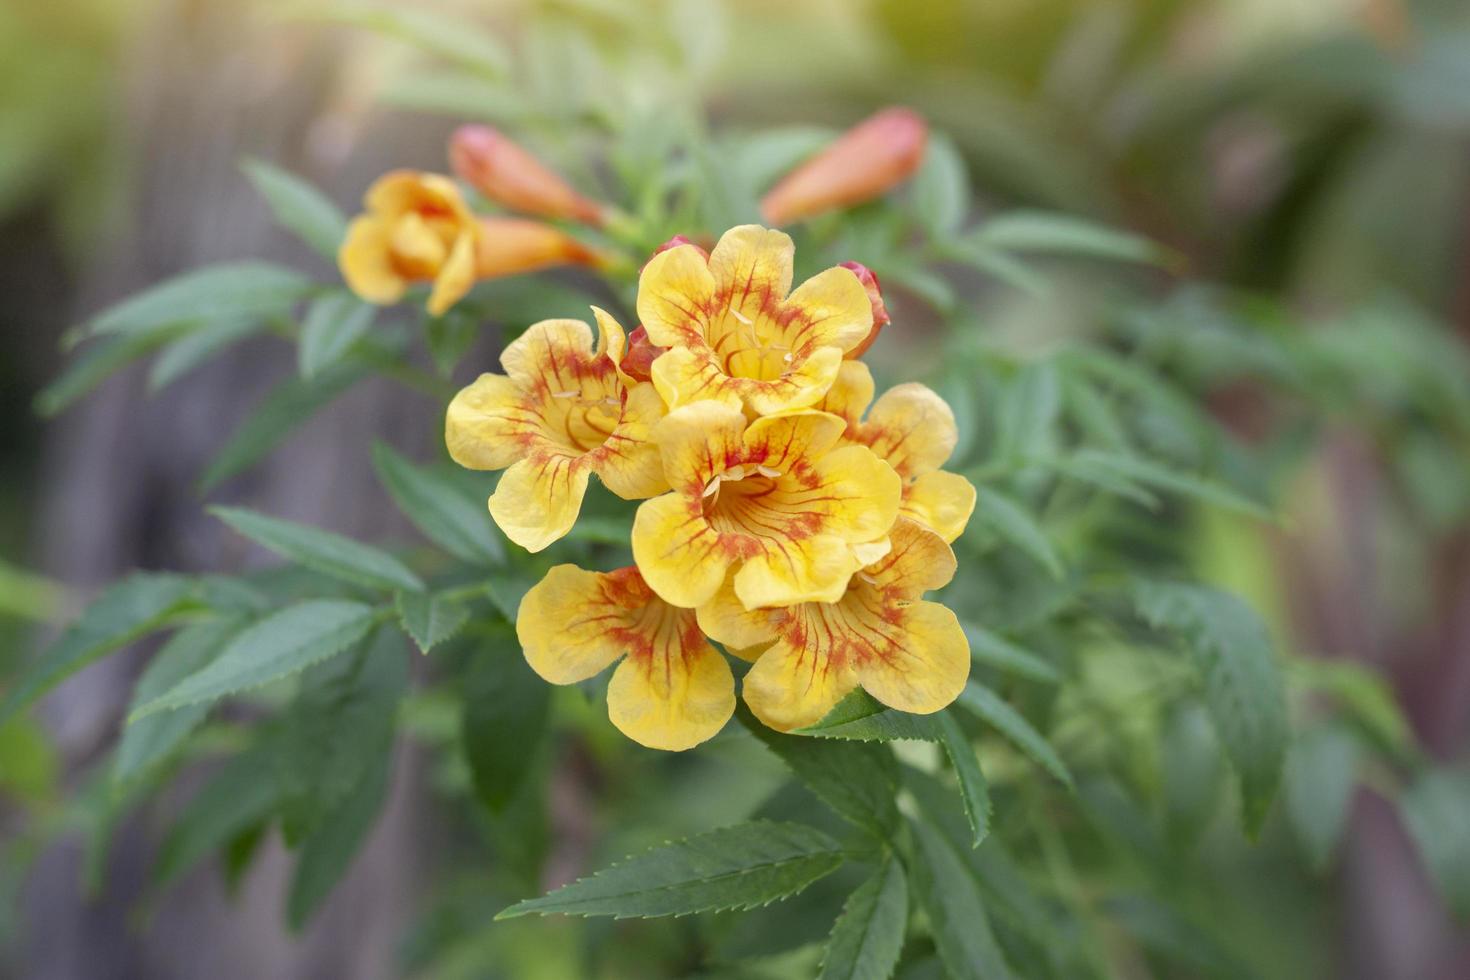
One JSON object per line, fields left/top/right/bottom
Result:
{"left": 799, "top": 690, "right": 941, "bottom": 743}
{"left": 741, "top": 707, "right": 899, "bottom": 836}
{"left": 298, "top": 292, "right": 375, "bottom": 378}
{"left": 817, "top": 857, "right": 909, "bottom": 980}
{"left": 154, "top": 746, "right": 279, "bottom": 887}
{"left": 907, "top": 817, "right": 1013, "bottom": 980}
{"left": 1400, "top": 768, "right": 1470, "bottom": 919}
{"left": 1284, "top": 726, "right": 1358, "bottom": 871}
{"left": 973, "top": 211, "right": 1175, "bottom": 267}
{"left": 130, "top": 600, "right": 377, "bottom": 719}
{"left": 242, "top": 159, "right": 348, "bottom": 259}
{"left": 395, "top": 591, "right": 471, "bottom": 654}
{"left": 87, "top": 261, "right": 312, "bottom": 340}
{"left": 372, "top": 442, "right": 503, "bottom": 565}
{"left": 463, "top": 641, "right": 552, "bottom": 813}
{"left": 211, "top": 506, "right": 424, "bottom": 593}
{"left": 971, "top": 487, "right": 1064, "bottom": 580}
{"left": 0, "top": 574, "right": 200, "bottom": 726}
{"left": 912, "top": 134, "right": 969, "bottom": 237}
{"left": 495, "top": 821, "right": 844, "bottom": 919}
{"left": 934, "top": 711, "right": 991, "bottom": 847}
{"left": 287, "top": 749, "right": 391, "bottom": 930}
{"left": 954, "top": 682, "right": 1073, "bottom": 788}
{"left": 148, "top": 316, "right": 265, "bottom": 392}
{"left": 1132, "top": 581, "right": 1287, "bottom": 835}
{"left": 962, "top": 623, "right": 1060, "bottom": 684}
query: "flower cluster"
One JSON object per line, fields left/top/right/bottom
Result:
{"left": 445, "top": 226, "right": 977, "bottom": 750}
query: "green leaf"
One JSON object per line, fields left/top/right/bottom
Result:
{"left": 298, "top": 292, "right": 375, "bottom": 378}
{"left": 1132, "top": 581, "right": 1287, "bottom": 834}
{"left": 424, "top": 306, "right": 481, "bottom": 376}
{"left": 0, "top": 574, "right": 200, "bottom": 726}
{"left": 211, "top": 506, "right": 424, "bottom": 592}
{"left": 242, "top": 159, "right": 348, "bottom": 259}
{"left": 0, "top": 717, "right": 59, "bottom": 802}
{"left": 1069, "top": 450, "right": 1272, "bottom": 521}
{"left": 954, "top": 682, "right": 1073, "bottom": 788}
{"left": 496, "top": 820, "right": 845, "bottom": 919}
{"left": 962, "top": 623, "right": 1060, "bottom": 684}
{"left": 371, "top": 442, "right": 503, "bottom": 565}
{"left": 148, "top": 316, "right": 264, "bottom": 392}
{"left": 1284, "top": 726, "right": 1358, "bottom": 871}
{"left": 971, "top": 487, "right": 1063, "bottom": 579}
{"left": 1105, "top": 894, "right": 1257, "bottom": 980}
{"left": 395, "top": 590, "right": 470, "bottom": 654}
{"left": 36, "top": 330, "right": 189, "bottom": 417}
{"left": 0, "top": 558, "right": 64, "bottom": 623}
{"left": 114, "top": 618, "right": 245, "bottom": 785}
{"left": 199, "top": 360, "right": 366, "bottom": 491}
{"left": 131, "top": 600, "right": 377, "bottom": 719}
{"left": 934, "top": 711, "right": 990, "bottom": 847}
{"left": 973, "top": 210, "right": 1175, "bottom": 267}
{"left": 155, "top": 746, "right": 279, "bottom": 888}
{"left": 912, "top": 134, "right": 969, "bottom": 237}
{"left": 1290, "top": 659, "right": 1411, "bottom": 757}
{"left": 817, "top": 857, "right": 908, "bottom": 980}
{"left": 799, "top": 690, "right": 941, "bottom": 743}
{"left": 1400, "top": 769, "right": 1470, "bottom": 918}
{"left": 993, "top": 361, "right": 1061, "bottom": 462}
{"left": 907, "top": 817, "right": 1013, "bottom": 980}
{"left": 1160, "top": 701, "right": 1224, "bottom": 851}
{"left": 463, "top": 641, "right": 552, "bottom": 813}
{"left": 741, "top": 707, "right": 899, "bottom": 837}
{"left": 303, "top": 3, "right": 512, "bottom": 77}
{"left": 87, "top": 261, "right": 312, "bottom": 340}
{"left": 287, "top": 748, "right": 391, "bottom": 930}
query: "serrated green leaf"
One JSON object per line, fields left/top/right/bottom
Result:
{"left": 1132, "top": 581, "right": 1287, "bottom": 835}
{"left": 971, "top": 487, "right": 1063, "bottom": 580}
{"left": 913, "top": 134, "right": 968, "bottom": 237}
{"left": 908, "top": 817, "right": 1013, "bottom": 980}
{"left": 1284, "top": 726, "right": 1358, "bottom": 871}
{"left": 496, "top": 820, "right": 844, "bottom": 919}
{"left": 211, "top": 506, "right": 423, "bottom": 592}
{"left": 242, "top": 159, "right": 348, "bottom": 259}
{"left": 131, "top": 600, "right": 377, "bottom": 719}
{"left": 88, "top": 261, "right": 311, "bottom": 340}
{"left": 155, "top": 746, "right": 279, "bottom": 887}
{"left": 199, "top": 360, "right": 367, "bottom": 491}
{"left": 934, "top": 711, "right": 990, "bottom": 847}
{"left": 799, "top": 690, "right": 941, "bottom": 743}
{"left": 148, "top": 316, "right": 265, "bottom": 392}
{"left": 372, "top": 442, "right": 503, "bottom": 565}
{"left": 36, "top": 330, "right": 191, "bottom": 417}
{"left": 1400, "top": 769, "right": 1470, "bottom": 918}
{"left": 1160, "top": 701, "right": 1224, "bottom": 852}
{"left": 287, "top": 747, "right": 391, "bottom": 930}
{"left": 1069, "top": 449, "right": 1272, "bottom": 521}
{"left": 114, "top": 618, "right": 246, "bottom": 785}
{"left": 396, "top": 590, "right": 470, "bottom": 654}
{"left": 974, "top": 211, "right": 1175, "bottom": 267}
{"left": 0, "top": 574, "right": 200, "bottom": 726}
{"left": 954, "top": 682, "right": 1073, "bottom": 788}
{"left": 818, "top": 857, "right": 908, "bottom": 980}
{"left": 463, "top": 641, "right": 551, "bottom": 813}
{"left": 962, "top": 623, "right": 1060, "bottom": 684}
{"left": 298, "top": 292, "right": 374, "bottom": 378}
{"left": 741, "top": 707, "right": 898, "bottom": 836}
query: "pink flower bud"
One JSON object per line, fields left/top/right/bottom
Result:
{"left": 760, "top": 108, "right": 928, "bottom": 226}
{"left": 839, "top": 261, "right": 889, "bottom": 358}
{"left": 450, "top": 125, "right": 608, "bottom": 226}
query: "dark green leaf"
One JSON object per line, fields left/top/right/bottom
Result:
{"left": 934, "top": 711, "right": 990, "bottom": 847}
{"left": 962, "top": 623, "right": 1060, "bottom": 684}
{"left": 1069, "top": 450, "right": 1272, "bottom": 521}
{"left": 1132, "top": 581, "right": 1287, "bottom": 835}
{"left": 496, "top": 820, "right": 844, "bottom": 919}
{"left": 242, "top": 159, "right": 348, "bottom": 259}
{"left": 1284, "top": 726, "right": 1358, "bottom": 870}
{"left": 1105, "top": 894, "right": 1257, "bottom": 980}
{"left": 395, "top": 591, "right": 470, "bottom": 654}
{"left": 908, "top": 817, "right": 1013, "bottom": 980}
{"left": 298, "top": 292, "right": 375, "bottom": 378}
{"left": 913, "top": 134, "right": 969, "bottom": 237}
{"left": 88, "top": 261, "right": 311, "bottom": 340}
{"left": 954, "top": 682, "right": 1073, "bottom": 788}
{"left": 131, "top": 600, "right": 377, "bottom": 719}
{"left": 287, "top": 748, "right": 391, "bottom": 930}
{"left": 372, "top": 442, "right": 503, "bottom": 565}
{"left": 211, "top": 506, "right": 424, "bottom": 592}
{"left": 147, "top": 316, "right": 264, "bottom": 392}
{"left": 463, "top": 642, "right": 552, "bottom": 813}
{"left": 0, "top": 574, "right": 200, "bottom": 726}
{"left": 993, "top": 362, "right": 1061, "bottom": 462}
{"left": 971, "top": 487, "right": 1063, "bottom": 579}
{"left": 1400, "top": 768, "right": 1470, "bottom": 918}
{"left": 155, "top": 747, "right": 279, "bottom": 887}
{"left": 425, "top": 307, "right": 481, "bottom": 376}
{"left": 818, "top": 857, "right": 909, "bottom": 980}
{"left": 1160, "top": 701, "right": 1224, "bottom": 851}
{"left": 799, "top": 690, "right": 941, "bottom": 743}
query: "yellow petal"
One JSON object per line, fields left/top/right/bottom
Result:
{"left": 631, "top": 492, "right": 734, "bottom": 609}
{"left": 733, "top": 533, "right": 870, "bottom": 609}
{"left": 339, "top": 216, "right": 407, "bottom": 306}
{"left": 801, "top": 444, "right": 903, "bottom": 545}
{"left": 367, "top": 170, "right": 472, "bottom": 223}
{"left": 636, "top": 243, "right": 718, "bottom": 348}
{"left": 652, "top": 401, "right": 748, "bottom": 492}
{"left": 590, "top": 306, "right": 630, "bottom": 382}
{"left": 649, "top": 344, "right": 744, "bottom": 412}
{"left": 818, "top": 360, "right": 876, "bottom": 431}
{"left": 444, "top": 372, "right": 530, "bottom": 471}
{"left": 500, "top": 318, "right": 597, "bottom": 384}
{"left": 696, "top": 573, "right": 778, "bottom": 654}
{"left": 780, "top": 265, "right": 873, "bottom": 354}
{"left": 516, "top": 564, "right": 634, "bottom": 683}
{"left": 855, "top": 601, "right": 969, "bottom": 715}
{"left": 741, "top": 344, "right": 845, "bottom": 417}
{"left": 489, "top": 454, "right": 591, "bottom": 552}
{"left": 865, "top": 517, "right": 957, "bottom": 596}
{"left": 593, "top": 382, "right": 669, "bottom": 500}
{"left": 390, "top": 211, "right": 449, "bottom": 276}
{"left": 708, "top": 225, "right": 795, "bottom": 327}
{"left": 427, "top": 230, "right": 477, "bottom": 316}
{"left": 861, "top": 382, "right": 958, "bottom": 478}
{"left": 741, "top": 629, "right": 859, "bottom": 733}
{"left": 608, "top": 631, "right": 734, "bottom": 751}
{"left": 742, "top": 410, "right": 846, "bottom": 473}
{"left": 901, "top": 470, "right": 977, "bottom": 544}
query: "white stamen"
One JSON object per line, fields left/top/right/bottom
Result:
{"left": 702, "top": 476, "right": 723, "bottom": 498}
{"left": 859, "top": 573, "right": 879, "bottom": 585}
{"left": 551, "top": 389, "right": 579, "bottom": 399}
{"left": 782, "top": 352, "right": 794, "bottom": 363}
{"left": 757, "top": 465, "right": 782, "bottom": 479}
{"left": 722, "top": 464, "right": 747, "bottom": 482}
{"left": 729, "top": 305, "right": 753, "bottom": 325}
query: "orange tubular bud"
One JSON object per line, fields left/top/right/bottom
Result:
{"left": 450, "top": 124, "right": 609, "bottom": 226}
{"left": 839, "top": 261, "right": 889, "bottom": 359}
{"left": 620, "top": 325, "right": 667, "bottom": 383}
{"left": 759, "top": 108, "right": 928, "bottom": 226}
{"left": 474, "top": 218, "right": 607, "bottom": 279}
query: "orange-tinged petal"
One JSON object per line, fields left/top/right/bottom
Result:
{"left": 732, "top": 533, "right": 873, "bottom": 610}
{"left": 695, "top": 573, "right": 778, "bottom": 656}
{"left": 607, "top": 635, "right": 734, "bottom": 751}
{"left": 445, "top": 372, "right": 530, "bottom": 471}
{"left": 652, "top": 401, "right": 748, "bottom": 492}
{"left": 339, "top": 216, "right": 407, "bottom": 305}
{"left": 650, "top": 344, "right": 840, "bottom": 415}
{"left": 636, "top": 243, "right": 718, "bottom": 348}
{"left": 839, "top": 261, "right": 889, "bottom": 359}
{"left": 489, "top": 453, "right": 592, "bottom": 553}
{"left": 631, "top": 491, "right": 734, "bottom": 609}
{"left": 741, "top": 410, "right": 846, "bottom": 473}
{"left": 499, "top": 317, "right": 598, "bottom": 385}
{"left": 474, "top": 217, "right": 605, "bottom": 279}
{"left": 594, "top": 382, "right": 669, "bottom": 500}
{"left": 780, "top": 265, "right": 873, "bottom": 354}
{"left": 427, "top": 230, "right": 477, "bottom": 316}
{"left": 619, "top": 325, "right": 666, "bottom": 384}
{"left": 449, "top": 124, "right": 608, "bottom": 226}
{"left": 861, "top": 382, "right": 958, "bottom": 478}
{"left": 708, "top": 225, "right": 795, "bottom": 328}
{"left": 901, "top": 470, "right": 977, "bottom": 543}
{"left": 817, "top": 360, "right": 876, "bottom": 431}
{"left": 759, "top": 108, "right": 928, "bottom": 225}
{"left": 854, "top": 601, "right": 969, "bottom": 715}
{"left": 742, "top": 629, "right": 859, "bottom": 733}
{"left": 865, "top": 517, "right": 957, "bottom": 595}
{"left": 516, "top": 564, "right": 631, "bottom": 683}
{"left": 367, "top": 170, "right": 473, "bottom": 223}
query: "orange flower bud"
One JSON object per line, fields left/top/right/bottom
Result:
{"left": 449, "top": 124, "right": 608, "bottom": 226}
{"left": 620, "top": 324, "right": 667, "bottom": 383}
{"left": 474, "top": 217, "right": 608, "bottom": 279}
{"left": 760, "top": 108, "right": 928, "bottom": 226}
{"left": 839, "top": 261, "right": 889, "bottom": 359}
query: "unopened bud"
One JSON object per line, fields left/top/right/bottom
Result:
{"left": 450, "top": 124, "right": 608, "bottom": 226}
{"left": 474, "top": 217, "right": 608, "bottom": 278}
{"left": 760, "top": 108, "right": 928, "bottom": 226}
{"left": 620, "top": 324, "right": 667, "bottom": 382}
{"left": 839, "top": 261, "right": 889, "bottom": 358}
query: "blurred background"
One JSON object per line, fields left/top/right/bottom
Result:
{"left": 2, "top": 0, "right": 1469, "bottom": 977}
